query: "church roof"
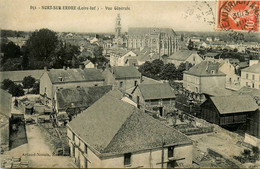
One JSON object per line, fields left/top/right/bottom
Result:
{"left": 128, "top": 27, "right": 176, "bottom": 37}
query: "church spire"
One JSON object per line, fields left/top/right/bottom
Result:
{"left": 115, "top": 14, "right": 121, "bottom": 38}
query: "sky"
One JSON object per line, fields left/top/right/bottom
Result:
{"left": 0, "top": 0, "right": 217, "bottom": 33}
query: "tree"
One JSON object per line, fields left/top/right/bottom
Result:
{"left": 160, "top": 63, "right": 177, "bottom": 80}
{"left": 30, "top": 83, "right": 39, "bottom": 94}
{"left": 8, "top": 84, "right": 24, "bottom": 97}
{"left": 22, "top": 76, "right": 36, "bottom": 92}
{"left": 151, "top": 59, "right": 164, "bottom": 78}
{"left": 1, "top": 42, "right": 21, "bottom": 61}
{"left": 1, "top": 79, "right": 15, "bottom": 90}
{"left": 188, "top": 39, "right": 194, "bottom": 50}
{"left": 93, "top": 46, "right": 103, "bottom": 59}
{"left": 138, "top": 61, "right": 153, "bottom": 77}
{"left": 23, "top": 29, "right": 59, "bottom": 69}
{"left": 177, "top": 62, "right": 193, "bottom": 80}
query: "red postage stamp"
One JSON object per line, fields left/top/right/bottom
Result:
{"left": 217, "top": 0, "right": 259, "bottom": 31}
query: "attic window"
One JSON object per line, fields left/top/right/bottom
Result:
{"left": 58, "top": 77, "right": 64, "bottom": 82}
{"left": 211, "top": 70, "right": 215, "bottom": 74}
{"left": 124, "top": 153, "right": 132, "bottom": 166}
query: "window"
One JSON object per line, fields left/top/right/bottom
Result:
{"left": 168, "top": 146, "right": 174, "bottom": 158}
{"left": 211, "top": 70, "right": 215, "bottom": 74}
{"left": 44, "top": 88, "right": 47, "bottom": 93}
{"left": 58, "top": 77, "right": 63, "bottom": 82}
{"left": 120, "top": 81, "right": 123, "bottom": 88}
{"left": 124, "top": 153, "right": 131, "bottom": 166}
{"left": 134, "top": 81, "right": 137, "bottom": 86}
{"left": 252, "top": 83, "right": 255, "bottom": 88}
{"left": 246, "top": 74, "right": 248, "bottom": 79}
{"left": 72, "top": 133, "right": 75, "bottom": 141}
{"left": 84, "top": 144, "right": 88, "bottom": 153}
{"left": 252, "top": 74, "right": 255, "bottom": 80}
{"left": 246, "top": 82, "right": 248, "bottom": 87}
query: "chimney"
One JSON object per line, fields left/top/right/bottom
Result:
{"left": 79, "top": 64, "right": 84, "bottom": 70}
{"left": 63, "top": 66, "right": 66, "bottom": 70}
{"left": 185, "top": 62, "right": 190, "bottom": 71}
{"left": 44, "top": 66, "right": 48, "bottom": 72}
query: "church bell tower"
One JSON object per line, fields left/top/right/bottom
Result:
{"left": 115, "top": 14, "right": 121, "bottom": 38}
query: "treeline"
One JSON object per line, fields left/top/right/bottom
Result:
{"left": 138, "top": 59, "right": 193, "bottom": 81}
{"left": 1, "top": 76, "right": 39, "bottom": 97}
{"left": 0, "top": 29, "right": 81, "bottom": 71}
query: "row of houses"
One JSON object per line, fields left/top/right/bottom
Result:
{"left": 182, "top": 61, "right": 260, "bottom": 147}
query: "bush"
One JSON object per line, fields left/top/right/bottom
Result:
{"left": 8, "top": 84, "right": 24, "bottom": 97}
{"left": 1, "top": 79, "right": 15, "bottom": 90}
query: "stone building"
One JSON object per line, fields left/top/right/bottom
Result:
{"left": 102, "top": 66, "right": 141, "bottom": 91}
{"left": 183, "top": 61, "right": 226, "bottom": 94}
{"left": 39, "top": 66, "right": 105, "bottom": 108}
{"left": 67, "top": 90, "right": 193, "bottom": 168}
{"left": 127, "top": 27, "right": 178, "bottom": 57}
{"left": 131, "top": 83, "right": 176, "bottom": 117}
{"left": 241, "top": 63, "right": 260, "bottom": 89}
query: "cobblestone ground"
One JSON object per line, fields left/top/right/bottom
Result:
{"left": 2, "top": 124, "right": 75, "bottom": 168}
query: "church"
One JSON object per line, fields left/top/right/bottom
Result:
{"left": 113, "top": 14, "right": 178, "bottom": 57}
{"left": 127, "top": 27, "right": 178, "bottom": 57}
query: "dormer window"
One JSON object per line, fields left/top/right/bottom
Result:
{"left": 211, "top": 70, "right": 215, "bottom": 74}
{"left": 58, "top": 77, "right": 64, "bottom": 82}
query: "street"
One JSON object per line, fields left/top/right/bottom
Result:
{"left": 2, "top": 124, "right": 75, "bottom": 168}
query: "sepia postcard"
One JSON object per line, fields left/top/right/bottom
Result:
{"left": 0, "top": 0, "right": 260, "bottom": 168}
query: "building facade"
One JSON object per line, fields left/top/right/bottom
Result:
{"left": 183, "top": 61, "right": 226, "bottom": 94}
{"left": 102, "top": 66, "right": 141, "bottom": 91}
{"left": 241, "top": 63, "right": 260, "bottom": 89}
{"left": 67, "top": 90, "right": 193, "bottom": 168}
{"left": 40, "top": 67, "right": 105, "bottom": 108}
{"left": 131, "top": 83, "right": 176, "bottom": 117}
{"left": 127, "top": 27, "right": 178, "bottom": 57}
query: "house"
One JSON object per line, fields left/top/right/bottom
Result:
{"left": 40, "top": 66, "right": 105, "bottom": 108}
{"left": 200, "top": 95, "right": 258, "bottom": 126}
{"left": 83, "top": 60, "right": 95, "bottom": 69}
{"left": 219, "top": 59, "right": 240, "bottom": 87}
{"left": 249, "top": 60, "right": 260, "bottom": 67}
{"left": 102, "top": 66, "right": 141, "bottom": 91}
{"left": 0, "top": 70, "right": 44, "bottom": 84}
{"left": 240, "top": 63, "right": 260, "bottom": 89}
{"left": 109, "top": 48, "right": 137, "bottom": 67}
{"left": 183, "top": 61, "right": 226, "bottom": 94}
{"left": 67, "top": 90, "right": 193, "bottom": 168}
{"left": 0, "top": 89, "right": 12, "bottom": 151}
{"left": 166, "top": 50, "right": 203, "bottom": 67}
{"left": 54, "top": 85, "right": 112, "bottom": 126}
{"left": 131, "top": 83, "right": 176, "bottom": 117}
{"left": 237, "top": 86, "right": 260, "bottom": 104}
{"left": 135, "top": 47, "right": 159, "bottom": 65}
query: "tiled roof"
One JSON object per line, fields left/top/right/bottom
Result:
{"left": 184, "top": 61, "right": 226, "bottom": 77}
{"left": 210, "top": 95, "right": 258, "bottom": 114}
{"left": 241, "top": 63, "right": 260, "bottom": 73}
{"left": 138, "top": 83, "right": 176, "bottom": 100}
{"left": 203, "top": 87, "right": 236, "bottom": 97}
{"left": 68, "top": 90, "right": 191, "bottom": 155}
{"left": 56, "top": 85, "right": 112, "bottom": 110}
{"left": 237, "top": 86, "right": 260, "bottom": 100}
{"left": 112, "top": 66, "right": 140, "bottom": 79}
{"left": 128, "top": 27, "right": 176, "bottom": 37}
{"left": 47, "top": 68, "right": 104, "bottom": 83}
{"left": 203, "top": 52, "right": 220, "bottom": 58}
{"left": 168, "top": 50, "right": 198, "bottom": 61}
{"left": 0, "top": 70, "right": 44, "bottom": 83}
